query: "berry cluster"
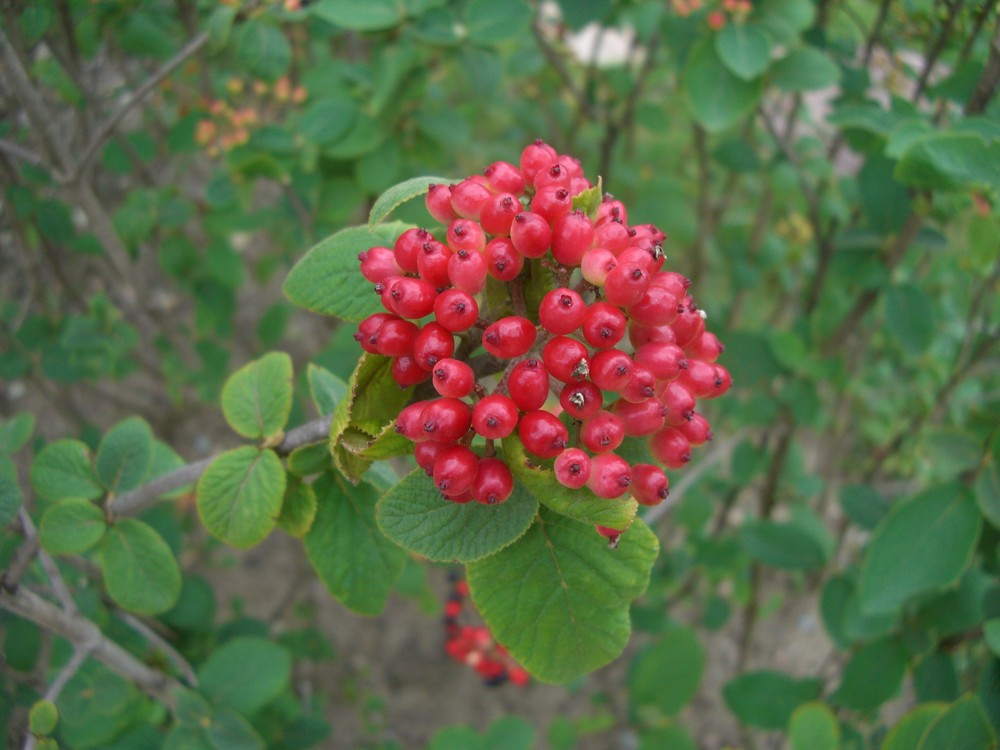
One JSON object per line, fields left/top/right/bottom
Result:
{"left": 355, "top": 140, "right": 730, "bottom": 540}
{"left": 443, "top": 575, "right": 530, "bottom": 687}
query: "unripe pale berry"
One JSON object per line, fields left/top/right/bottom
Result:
{"left": 581, "top": 248, "right": 617, "bottom": 286}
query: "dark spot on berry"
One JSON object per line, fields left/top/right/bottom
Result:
{"left": 560, "top": 295, "right": 573, "bottom": 307}
{"left": 569, "top": 463, "right": 581, "bottom": 475}
{"left": 454, "top": 225, "right": 466, "bottom": 236}
{"left": 486, "top": 417, "right": 498, "bottom": 427}
{"left": 618, "top": 475, "right": 632, "bottom": 487}
{"left": 600, "top": 436, "right": 610, "bottom": 446}
{"left": 658, "top": 487, "right": 669, "bottom": 499}
{"left": 642, "top": 386, "right": 655, "bottom": 398}
{"left": 630, "top": 268, "right": 644, "bottom": 280}
{"left": 434, "top": 368, "right": 446, "bottom": 378}
{"left": 556, "top": 189, "right": 568, "bottom": 200}
{"left": 391, "top": 288, "right": 402, "bottom": 300}
{"left": 495, "top": 260, "right": 507, "bottom": 271}
{"left": 627, "top": 228, "right": 637, "bottom": 237}
{"left": 458, "top": 250, "right": 470, "bottom": 258}
{"left": 680, "top": 359, "right": 689, "bottom": 369}
{"left": 600, "top": 327, "right": 612, "bottom": 339}
{"left": 549, "top": 165, "right": 562, "bottom": 177}
{"left": 358, "top": 251, "right": 368, "bottom": 261}
{"left": 615, "top": 365, "right": 627, "bottom": 375}
{"left": 501, "top": 196, "right": 513, "bottom": 208}
{"left": 485, "top": 331, "right": 499, "bottom": 344}
{"left": 514, "top": 213, "right": 527, "bottom": 223}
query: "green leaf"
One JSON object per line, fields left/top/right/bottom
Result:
{"left": 628, "top": 626, "right": 704, "bottom": 716}
{"left": 975, "top": 463, "right": 1000, "bottom": 529}
{"left": 788, "top": 703, "right": 839, "bottom": 750}
{"left": 859, "top": 154, "right": 912, "bottom": 234}
{"left": 39, "top": 499, "right": 106, "bottom": 554}
{"left": 29, "top": 699, "right": 58, "bottom": 736}
{"left": 501, "top": 434, "right": 638, "bottom": 530}
{"left": 340, "top": 419, "right": 413, "bottom": 461}
{"left": 467, "top": 508, "right": 659, "bottom": 683}
{"left": 831, "top": 636, "right": 907, "bottom": 710}
{"left": 985, "top": 619, "right": 1000, "bottom": 657}
{"left": 884, "top": 704, "right": 948, "bottom": 750}
{"left": 895, "top": 132, "right": 1000, "bottom": 192}
{"left": 683, "top": 38, "right": 762, "bottom": 132}
{"left": 220, "top": 352, "right": 293, "bottom": 440}
{"left": 771, "top": 47, "right": 841, "bottom": 91}
{"left": 197, "top": 637, "right": 291, "bottom": 715}
{"left": 31, "top": 439, "right": 102, "bottom": 501}
{"left": 638, "top": 725, "right": 697, "bottom": 750}
{"left": 885, "top": 283, "right": 935, "bottom": 356}
{"left": 298, "top": 97, "right": 359, "bottom": 146}
{"left": 739, "top": 519, "right": 827, "bottom": 570}
{"left": 484, "top": 717, "right": 534, "bottom": 750}
{"left": 287, "top": 443, "right": 331, "bottom": 477}
{"left": 196, "top": 447, "right": 286, "bottom": 549}
{"left": 206, "top": 707, "right": 265, "bottom": 750}
{"left": 723, "top": 670, "right": 823, "bottom": 729}
{"left": 839, "top": 483, "right": 890, "bottom": 530}
{"left": 304, "top": 472, "right": 407, "bottom": 615}
{"left": 173, "top": 688, "right": 213, "bottom": 728}
{"left": 234, "top": 20, "right": 290, "bottom": 82}
{"left": 368, "top": 175, "right": 450, "bottom": 229}
{"left": 96, "top": 417, "right": 154, "bottom": 495}
{"left": 0, "top": 412, "right": 35, "bottom": 454}
{"left": 307, "top": 363, "right": 347, "bottom": 416}
{"left": 205, "top": 5, "right": 237, "bottom": 52}
{"left": 571, "top": 179, "right": 603, "bottom": 219}
{"left": 102, "top": 519, "right": 181, "bottom": 615}
{"left": 463, "top": 0, "right": 530, "bottom": 44}
{"left": 0, "top": 473, "right": 23, "bottom": 527}
{"left": 858, "top": 484, "right": 981, "bottom": 617}
{"left": 715, "top": 23, "right": 772, "bottom": 81}
{"left": 917, "top": 695, "right": 997, "bottom": 750}
{"left": 284, "top": 223, "right": 415, "bottom": 322}
{"left": 377, "top": 469, "right": 538, "bottom": 562}
{"left": 277, "top": 478, "right": 317, "bottom": 538}
{"left": 312, "top": 0, "right": 404, "bottom": 30}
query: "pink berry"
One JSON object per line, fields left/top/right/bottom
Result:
{"left": 426, "top": 183, "right": 458, "bottom": 224}
{"left": 649, "top": 426, "right": 691, "bottom": 468}
{"left": 483, "top": 161, "right": 526, "bottom": 195}
{"left": 482, "top": 316, "right": 537, "bottom": 359}
{"left": 358, "top": 246, "right": 401, "bottom": 283}
{"left": 611, "top": 398, "right": 667, "bottom": 437}
{"left": 485, "top": 237, "right": 524, "bottom": 282}
{"left": 448, "top": 249, "right": 488, "bottom": 294}
{"left": 658, "top": 381, "right": 696, "bottom": 426}
{"left": 447, "top": 218, "right": 487, "bottom": 253}
{"left": 593, "top": 218, "right": 632, "bottom": 254}
{"left": 586, "top": 453, "right": 632, "bottom": 498}
{"left": 580, "top": 248, "right": 617, "bottom": 286}
{"left": 554, "top": 448, "right": 591, "bottom": 489}
{"left": 632, "top": 464, "right": 669, "bottom": 506}
{"left": 685, "top": 331, "right": 724, "bottom": 363}
{"left": 671, "top": 300, "right": 706, "bottom": 347}
{"left": 520, "top": 139, "right": 559, "bottom": 185}
{"left": 634, "top": 342, "right": 687, "bottom": 382}
{"left": 649, "top": 271, "right": 691, "bottom": 299}
{"left": 538, "top": 288, "right": 586, "bottom": 335}
{"left": 450, "top": 176, "right": 492, "bottom": 220}
{"left": 510, "top": 212, "right": 552, "bottom": 258}
{"left": 621, "top": 364, "right": 657, "bottom": 403}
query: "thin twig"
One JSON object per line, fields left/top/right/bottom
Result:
{"left": 21, "top": 645, "right": 94, "bottom": 750}
{"left": 117, "top": 611, "right": 198, "bottom": 686}
{"left": 0, "top": 138, "right": 43, "bottom": 166}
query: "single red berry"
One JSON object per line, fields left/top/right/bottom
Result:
{"left": 649, "top": 426, "right": 692, "bottom": 468}
{"left": 472, "top": 458, "right": 514, "bottom": 504}
{"left": 629, "top": 285, "right": 679, "bottom": 327}
{"left": 604, "top": 262, "right": 650, "bottom": 308}
{"left": 520, "top": 139, "right": 559, "bottom": 185}
{"left": 656, "top": 380, "right": 695, "bottom": 426}
{"left": 484, "top": 160, "right": 526, "bottom": 195}
{"left": 581, "top": 302, "right": 627, "bottom": 349}
{"left": 580, "top": 410, "right": 626, "bottom": 453}
{"left": 447, "top": 218, "right": 487, "bottom": 253}
{"left": 554, "top": 448, "right": 591, "bottom": 489}
{"left": 596, "top": 195, "right": 627, "bottom": 226}
{"left": 507, "top": 359, "right": 550, "bottom": 411}
{"left": 677, "top": 412, "right": 713, "bottom": 444}
{"left": 634, "top": 342, "right": 687, "bottom": 382}
{"left": 617, "top": 246, "right": 659, "bottom": 273}
{"left": 621, "top": 364, "right": 657, "bottom": 403}
{"left": 414, "top": 440, "right": 449, "bottom": 474}
{"left": 446, "top": 489, "right": 475, "bottom": 504}
{"left": 450, "top": 176, "right": 492, "bottom": 220}
{"left": 485, "top": 237, "right": 524, "bottom": 282}
{"left": 426, "top": 184, "right": 458, "bottom": 224}
{"left": 433, "top": 358, "right": 475, "bottom": 398}
{"left": 590, "top": 349, "right": 635, "bottom": 392}
{"left": 595, "top": 524, "right": 625, "bottom": 547}
{"left": 483, "top": 316, "right": 537, "bottom": 359}
{"left": 533, "top": 161, "right": 572, "bottom": 190}
{"left": 538, "top": 288, "right": 586, "bottom": 335}
{"left": 518, "top": 410, "right": 569, "bottom": 458}
{"left": 376, "top": 275, "right": 402, "bottom": 312}
{"left": 417, "top": 239, "right": 453, "bottom": 288}
{"left": 587, "top": 453, "right": 632, "bottom": 498}
{"left": 530, "top": 185, "right": 573, "bottom": 224}
{"left": 671, "top": 301, "right": 706, "bottom": 347}
{"left": 394, "top": 228, "right": 432, "bottom": 273}
{"left": 434, "top": 445, "right": 479, "bottom": 496}
{"left": 480, "top": 193, "right": 520, "bottom": 236}
{"left": 559, "top": 381, "right": 603, "bottom": 421}
{"left": 685, "top": 331, "right": 724, "bottom": 363}
{"left": 355, "top": 312, "right": 396, "bottom": 354}
{"left": 392, "top": 355, "right": 432, "bottom": 387}
{"left": 649, "top": 270, "right": 691, "bottom": 299}
{"left": 628, "top": 321, "right": 677, "bottom": 348}
{"left": 376, "top": 318, "right": 419, "bottom": 358}
{"left": 581, "top": 248, "right": 617, "bottom": 286}
{"left": 433, "top": 289, "right": 479, "bottom": 333}
{"left": 510, "top": 212, "right": 552, "bottom": 258}
{"left": 551, "top": 210, "right": 596, "bottom": 267}
{"left": 709, "top": 364, "right": 732, "bottom": 398}
{"left": 593, "top": 218, "right": 632, "bottom": 254}
{"left": 396, "top": 400, "right": 432, "bottom": 442}
{"left": 632, "top": 464, "right": 669, "bottom": 506}
{"left": 389, "top": 277, "right": 438, "bottom": 319}
{"left": 611, "top": 397, "right": 667, "bottom": 436}
{"left": 413, "top": 322, "right": 455, "bottom": 371}
{"left": 542, "top": 336, "right": 590, "bottom": 383}
{"left": 676, "top": 358, "right": 719, "bottom": 398}
{"left": 448, "top": 248, "right": 488, "bottom": 294}
{"left": 472, "top": 394, "right": 519, "bottom": 439}
{"left": 421, "top": 398, "right": 472, "bottom": 443}
{"left": 358, "top": 246, "right": 401, "bottom": 283}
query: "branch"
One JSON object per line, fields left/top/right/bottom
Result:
{"left": 0, "top": 138, "right": 43, "bottom": 167}
{"left": 117, "top": 610, "right": 198, "bottom": 687}
{"left": 22, "top": 645, "right": 94, "bottom": 750}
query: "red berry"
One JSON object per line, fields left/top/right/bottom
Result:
{"left": 590, "top": 349, "right": 635, "bottom": 392}
{"left": 414, "top": 440, "right": 449, "bottom": 474}
{"left": 358, "top": 246, "right": 401, "bottom": 283}
{"left": 671, "top": 301, "right": 706, "bottom": 347}
{"left": 581, "top": 302, "right": 627, "bottom": 349}
{"left": 518, "top": 410, "right": 569, "bottom": 458}
{"left": 432, "top": 358, "right": 475, "bottom": 398}
{"left": 621, "top": 364, "right": 657, "bottom": 403}
{"left": 484, "top": 160, "right": 526, "bottom": 195}
{"left": 394, "top": 228, "right": 432, "bottom": 273}
{"left": 472, "top": 458, "right": 514, "bottom": 504}
{"left": 507, "top": 359, "right": 550, "bottom": 411}
{"left": 376, "top": 275, "right": 402, "bottom": 312}
{"left": 520, "top": 139, "right": 559, "bottom": 185}
{"left": 421, "top": 398, "right": 472, "bottom": 443}
{"left": 480, "top": 193, "right": 520, "bottom": 236}
{"left": 594, "top": 218, "right": 632, "bottom": 254}
{"left": 551, "top": 210, "right": 595, "bottom": 267}
{"left": 417, "top": 239, "right": 453, "bottom": 288}
{"left": 649, "top": 426, "right": 692, "bottom": 468}
{"left": 392, "top": 355, "right": 431, "bottom": 387}
{"left": 413, "top": 322, "right": 455, "bottom": 370}
{"left": 596, "top": 195, "right": 627, "bottom": 226}
{"left": 538, "top": 288, "right": 586, "bottom": 335}
{"left": 628, "top": 321, "right": 676, "bottom": 348}
{"left": 472, "top": 394, "right": 519, "bottom": 439}
{"left": 426, "top": 184, "right": 458, "bottom": 224}
{"left": 558, "top": 381, "right": 603, "bottom": 421}
{"left": 685, "top": 331, "right": 724, "bottom": 363}
{"left": 649, "top": 271, "right": 691, "bottom": 299}
{"left": 554, "top": 448, "right": 591, "bottom": 489}
{"left": 629, "top": 285, "right": 679, "bottom": 327}
{"left": 376, "top": 318, "right": 419, "bottom": 358}
{"left": 431, "top": 291, "right": 477, "bottom": 334}
{"left": 390, "top": 277, "right": 437, "bottom": 319}
{"left": 604, "top": 262, "right": 650, "bottom": 308}
{"left": 587, "top": 453, "right": 632, "bottom": 498}
{"left": 611, "top": 397, "right": 667, "bottom": 437}
{"left": 580, "top": 410, "right": 625, "bottom": 453}
{"left": 530, "top": 185, "right": 572, "bottom": 224}
{"left": 710, "top": 364, "right": 732, "bottom": 398}
{"left": 634, "top": 342, "right": 687, "bottom": 382}
{"left": 396, "top": 400, "right": 432, "bottom": 442}
{"left": 677, "top": 412, "right": 713, "bottom": 444}
{"left": 533, "top": 160, "right": 572, "bottom": 190}
{"left": 448, "top": 249, "right": 488, "bottom": 294}
{"left": 595, "top": 524, "right": 625, "bottom": 547}
{"left": 450, "top": 176, "right": 492, "bottom": 220}
{"left": 632, "top": 464, "right": 669, "bottom": 506}
{"left": 355, "top": 313, "right": 395, "bottom": 354}
{"left": 581, "top": 248, "right": 617, "bottom": 286}
{"left": 434, "top": 445, "right": 479, "bottom": 496}
{"left": 485, "top": 237, "right": 524, "bottom": 282}
{"left": 510, "top": 212, "right": 552, "bottom": 258}
{"left": 483, "top": 316, "right": 537, "bottom": 359}
{"left": 542, "top": 336, "right": 590, "bottom": 383}
{"left": 447, "top": 218, "right": 487, "bottom": 253}
{"left": 658, "top": 381, "right": 696, "bottom": 426}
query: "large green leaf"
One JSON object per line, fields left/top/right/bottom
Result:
{"left": 277, "top": 478, "right": 317, "bottom": 538}
{"left": 739, "top": 519, "right": 828, "bottom": 570}
{"left": 206, "top": 708, "right": 265, "bottom": 750}
{"left": 463, "top": 0, "right": 530, "bottom": 44}
{"left": 628, "top": 625, "right": 704, "bottom": 716}
{"left": 283, "top": 223, "right": 414, "bottom": 322}
{"left": 788, "top": 703, "right": 839, "bottom": 750}
{"left": 304, "top": 471, "right": 407, "bottom": 615}
{"left": 467, "top": 508, "right": 659, "bottom": 683}
{"left": 0, "top": 412, "right": 35, "bottom": 454}
{"left": 197, "top": 637, "right": 291, "bottom": 715}
{"left": 39, "top": 499, "right": 106, "bottom": 555}
{"left": 95, "top": 417, "right": 154, "bottom": 495}
{"left": 220, "top": 352, "right": 293, "bottom": 440}
{"left": 883, "top": 704, "right": 948, "bottom": 750}
{"left": 858, "top": 484, "right": 981, "bottom": 617}
{"left": 377, "top": 469, "right": 537, "bottom": 562}
{"left": 895, "top": 132, "right": 1000, "bottom": 192}
{"left": 234, "top": 20, "right": 290, "bottom": 82}
{"left": 715, "top": 23, "right": 772, "bottom": 81}
{"left": 683, "top": 38, "right": 762, "bottom": 132}
{"left": 831, "top": 636, "right": 907, "bottom": 710}
{"left": 885, "top": 283, "right": 935, "bottom": 356}
{"left": 368, "top": 175, "right": 450, "bottom": 229}
{"left": 723, "top": 670, "right": 823, "bottom": 729}
{"left": 312, "top": 0, "right": 404, "bottom": 30}
{"left": 31, "top": 439, "right": 102, "bottom": 501}
{"left": 771, "top": 47, "right": 841, "bottom": 91}
{"left": 917, "top": 695, "right": 997, "bottom": 750}
{"left": 501, "top": 434, "right": 637, "bottom": 530}
{"left": 196, "top": 447, "right": 286, "bottom": 549}
{"left": 307, "top": 363, "right": 347, "bottom": 416}
{"left": 102, "top": 519, "right": 181, "bottom": 615}
{"left": 298, "top": 97, "right": 359, "bottom": 146}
